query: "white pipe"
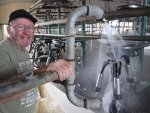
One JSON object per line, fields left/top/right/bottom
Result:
{"left": 27, "top": 0, "right": 42, "bottom": 12}
{"left": 0, "top": 71, "right": 58, "bottom": 101}
{"left": 65, "top": 5, "right": 104, "bottom": 109}
{"left": 34, "top": 17, "right": 93, "bottom": 27}
{"left": 34, "top": 33, "right": 101, "bottom": 38}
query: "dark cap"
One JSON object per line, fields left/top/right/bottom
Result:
{"left": 8, "top": 9, "right": 37, "bottom": 24}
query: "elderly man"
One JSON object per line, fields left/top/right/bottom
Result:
{"left": 0, "top": 9, "right": 72, "bottom": 113}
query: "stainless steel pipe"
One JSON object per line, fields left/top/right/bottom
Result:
{"left": 0, "top": 71, "right": 58, "bottom": 101}
{"left": 34, "top": 33, "right": 150, "bottom": 41}
{"left": 34, "top": 17, "right": 93, "bottom": 27}
{"left": 65, "top": 5, "right": 103, "bottom": 109}
{"left": 27, "top": 0, "right": 42, "bottom": 12}
{"left": 35, "top": 6, "right": 150, "bottom": 27}
{"left": 104, "top": 6, "right": 150, "bottom": 20}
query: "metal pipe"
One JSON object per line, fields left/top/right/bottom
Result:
{"left": 35, "top": 17, "right": 93, "bottom": 27}
{"left": 34, "top": 33, "right": 100, "bottom": 38}
{"left": 66, "top": 84, "right": 101, "bottom": 109}
{"left": 27, "top": 0, "right": 42, "bottom": 12}
{"left": 121, "top": 55, "right": 134, "bottom": 83}
{"left": 57, "top": 6, "right": 61, "bottom": 34}
{"left": 29, "top": 5, "right": 77, "bottom": 14}
{"left": 138, "top": 0, "right": 149, "bottom": 83}
{"left": 104, "top": 6, "right": 150, "bottom": 20}
{"left": 34, "top": 33, "right": 150, "bottom": 41}
{"left": 36, "top": 11, "right": 71, "bottom": 14}
{"left": 115, "top": 78, "right": 121, "bottom": 100}
{"left": 81, "top": 0, "right": 86, "bottom": 55}
{"left": 125, "top": 64, "right": 134, "bottom": 83}
{"left": 65, "top": 5, "right": 103, "bottom": 109}
{"left": 35, "top": 6, "right": 150, "bottom": 27}
{"left": 66, "top": 84, "right": 84, "bottom": 107}
{"left": 28, "top": 8, "right": 40, "bottom": 14}
{"left": 0, "top": 71, "right": 58, "bottom": 101}
{"left": 121, "top": 36, "right": 150, "bottom": 41}
{"left": 41, "top": 5, "right": 78, "bottom": 9}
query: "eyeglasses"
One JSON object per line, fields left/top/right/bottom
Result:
{"left": 10, "top": 24, "right": 35, "bottom": 32}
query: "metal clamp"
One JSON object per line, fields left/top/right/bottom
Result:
{"left": 23, "top": 71, "right": 34, "bottom": 81}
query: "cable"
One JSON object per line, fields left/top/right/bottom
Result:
{"left": 85, "top": 42, "right": 89, "bottom": 53}
{"left": 107, "top": 1, "right": 111, "bottom": 12}
{"left": 37, "top": 26, "right": 41, "bottom": 34}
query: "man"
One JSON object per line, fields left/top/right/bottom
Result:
{"left": 0, "top": 9, "right": 72, "bottom": 113}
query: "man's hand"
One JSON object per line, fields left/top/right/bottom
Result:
{"left": 46, "top": 59, "right": 73, "bottom": 81}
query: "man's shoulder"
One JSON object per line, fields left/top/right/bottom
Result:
{"left": 0, "top": 38, "right": 11, "bottom": 52}
{"left": 0, "top": 39, "right": 12, "bottom": 58}
{"left": 0, "top": 38, "right": 8, "bottom": 48}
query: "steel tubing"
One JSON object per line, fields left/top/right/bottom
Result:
{"left": 27, "top": 0, "right": 42, "bottom": 12}
{"left": 34, "top": 33, "right": 150, "bottom": 41}
{"left": 104, "top": 6, "right": 150, "bottom": 20}
{"left": 34, "top": 17, "right": 93, "bottom": 27}
{"left": 35, "top": 7, "right": 150, "bottom": 27}
{"left": 65, "top": 5, "right": 103, "bottom": 109}
{"left": 34, "top": 33, "right": 100, "bottom": 38}
{"left": 122, "top": 36, "right": 150, "bottom": 41}
{"left": 0, "top": 71, "right": 58, "bottom": 101}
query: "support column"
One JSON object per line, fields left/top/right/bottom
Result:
{"left": 81, "top": 0, "right": 86, "bottom": 67}
{"left": 81, "top": 0, "right": 86, "bottom": 55}
{"left": 57, "top": 4, "right": 61, "bottom": 34}
{"left": 46, "top": 10, "right": 51, "bottom": 51}
{"left": 135, "top": 0, "right": 149, "bottom": 90}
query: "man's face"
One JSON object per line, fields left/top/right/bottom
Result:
{"left": 7, "top": 18, "right": 35, "bottom": 50}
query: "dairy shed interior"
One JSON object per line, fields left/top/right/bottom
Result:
{"left": 0, "top": 0, "right": 150, "bottom": 113}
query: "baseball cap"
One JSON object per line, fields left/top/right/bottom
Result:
{"left": 8, "top": 9, "right": 37, "bottom": 24}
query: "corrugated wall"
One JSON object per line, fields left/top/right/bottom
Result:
{"left": 0, "top": 2, "right": 33, "bottom": 24}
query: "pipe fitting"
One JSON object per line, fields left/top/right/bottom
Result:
{"left": 65, "top": 84, "right": 75, "bottom": 91}
{"left": 65, "top": 27, "right": 76, "bottom": 35}
{"left": 66, "top": 84, "right": 102, "bottom": 109}
{"left": 85, "top": 98, "right": 101, "bottom": 109}
{"left": 66, "top": 84, "right": 84, "bottom": 107}
{"left": 88, "top": 5, "right": 104, "bottom": 19}
{"left": 66, "top": 38, "right": 75, "bottom": 60}
{"left": 65, "top": 6, "right": 87, "bottom": 35}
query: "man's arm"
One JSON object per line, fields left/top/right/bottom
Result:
{"left": 34, "top": 59, "right": 73, "bottom": 81}
{"left": 0, "top": 59, "right": 72, "bottom": 104}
